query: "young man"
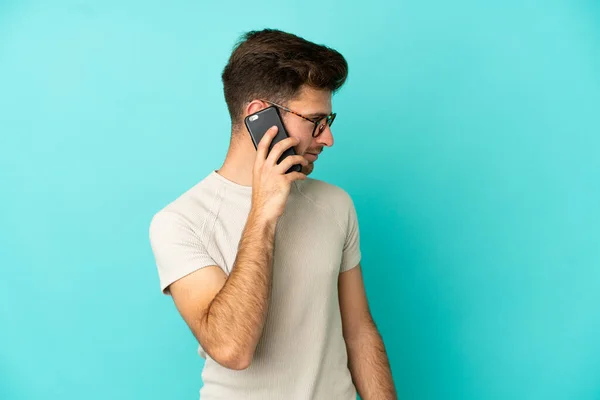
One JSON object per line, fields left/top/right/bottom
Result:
{"left": 149, "top": 29, "right": 396, "bottom": 400}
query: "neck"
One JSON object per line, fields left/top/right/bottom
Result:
{"left": 216, "top": 130, "right": 256, "bottom": 187}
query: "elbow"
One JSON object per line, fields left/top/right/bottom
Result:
{"left": 224, "top": 356, "right": 252, "bottom": 371}
{"left": 220, "top": 350, "right": 253, "bottom": 371}
{"left": 206, "top": 343, "right": 254, "bottom": 371}
{"left": 194, "top": 320, "right": 255, "bottom": 370}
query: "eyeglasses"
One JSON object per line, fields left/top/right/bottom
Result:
{"left": 261, "top": 99, "right": 336, "bottom": 138}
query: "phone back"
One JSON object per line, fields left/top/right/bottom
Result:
{"left": 244, "top": 106, "right": 302, "bottom": 173}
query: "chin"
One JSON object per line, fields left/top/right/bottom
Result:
{"left": 302, "top": 163, "right": 314, "bottom": 176}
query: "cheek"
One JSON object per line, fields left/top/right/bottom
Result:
{"left": 284, "top": 118, "right": 312, "bottom": 152}
{"left": 289, "top": 135, "right": 313, "bottom": 155}
{"left": 300, "top": 140, "right": 314, "bottom": 155}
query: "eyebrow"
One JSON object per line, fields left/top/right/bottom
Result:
{"left": 306, "top": 112, "right": 329, "bottom": 119}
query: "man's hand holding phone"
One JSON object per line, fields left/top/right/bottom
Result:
{"left": 250, "top": 126, "right": 308, "bottom": 224}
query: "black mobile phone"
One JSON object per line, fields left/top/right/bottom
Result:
{"left": 244, "top": 106, "right": 302, "bottom": 174}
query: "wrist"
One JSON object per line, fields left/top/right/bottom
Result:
{"left": 247, "top": 209, "right": 278, "bottom": 231}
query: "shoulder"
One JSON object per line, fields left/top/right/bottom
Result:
{"left": 294, "top": 178, "right": 358, "bottom": 233}
{"left": 295, "top": 177, "right": 354, "bottom": 208}
{"left": 149, "top": 173, "right": 223, "bottom": 238}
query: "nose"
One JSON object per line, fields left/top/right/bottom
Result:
{"left": 316, "top": 125, "right": 334, "bottom": 147}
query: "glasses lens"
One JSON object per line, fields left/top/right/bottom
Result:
{"left": 314, "top": 114, "right": 336, "bottom": 137}
{"left": 313, "top": 120, "right": 325, "bottom": 137}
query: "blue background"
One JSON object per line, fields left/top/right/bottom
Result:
{"left": 1, "top": 1, "right": 599, "bottom": 399}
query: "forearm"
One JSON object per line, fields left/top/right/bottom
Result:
{"left": 346, "top": 321, "right": 397, "bottom": 400}
{"left": 199, "top": 211, "right": 276, "bottom": 367}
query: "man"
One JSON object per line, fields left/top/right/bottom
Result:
{"left": 149, "top": 28, "right": 396, "bottom": 400}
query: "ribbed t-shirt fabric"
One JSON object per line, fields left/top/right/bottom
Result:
{"left": 149, "top": 170, "right": 361, "bottom": 399}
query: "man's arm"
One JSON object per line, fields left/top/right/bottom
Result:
{"left": 169, "top": 211, "right": 276, "bottom": 370}
{"left": 339, "top": 264, "right": 397, "bottom": 399}
{"left": 163, "top": 127, "right": 308, "bottom": 371}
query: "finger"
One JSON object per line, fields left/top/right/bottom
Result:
{"left": 286, "top": 171, "right": 308, "bottom": 182}
{"left": 266, "top": 136, "right": 299, "bottom": 166}
{"left": 256, "top": 126, "right": 278, "bottom": 161}
{"left": 277, "top": 155, "right": 308, "bottom": 173}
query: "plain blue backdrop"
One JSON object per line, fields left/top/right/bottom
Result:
{"left": 1, "top": 1, "right": 599, "bottom": 399}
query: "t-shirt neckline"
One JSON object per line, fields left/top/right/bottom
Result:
{"left": 209, "top": 170, "right": 302, "bottom": 195}
{"left": 210, "top": 170, "right": 253, "bottom": 194}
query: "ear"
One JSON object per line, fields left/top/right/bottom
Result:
{"left": 245, "top": 100, "right": 269, "bottom": 118}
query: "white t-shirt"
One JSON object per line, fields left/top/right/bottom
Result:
{"left": 149, "top": 170, "right": 362, "bottom": 400}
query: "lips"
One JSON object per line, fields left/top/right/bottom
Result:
{"left": 305, "top": 152, "right": 319, "bottom": 162}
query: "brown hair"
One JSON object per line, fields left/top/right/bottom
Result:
{"left": 221, "top": 29, "right": 348, "bottom": 128}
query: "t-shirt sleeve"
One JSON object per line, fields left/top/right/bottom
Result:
{"left": 340, "top": 195, "right": 362, "bottom": 273}
{"left": 149, "top": 210, "right": 220, "bottom": 294}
